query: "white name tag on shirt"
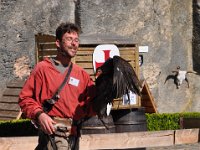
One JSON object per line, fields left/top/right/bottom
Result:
{"left": 69, "top": 77, "right": 79, "bottom": 86}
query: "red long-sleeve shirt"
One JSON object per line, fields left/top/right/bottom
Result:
{"left": 18, "top": 58, "right": 96, "bottom": 121}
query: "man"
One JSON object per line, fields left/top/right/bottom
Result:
{"left": 18, "top": 22, "right": 96, "bottom": 150}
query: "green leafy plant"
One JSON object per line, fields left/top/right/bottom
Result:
{"left": 0, "top": 119, "right": 37, "bottom": 137}
{"left": 146, "top": 112, "right": 200, "bottom": 131}
{"left": 146, "top": 113, "right": 180, "bottom": 131}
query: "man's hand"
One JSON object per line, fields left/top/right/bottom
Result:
{"left": 37, "top": 113, "right": 56, "bottom": 135}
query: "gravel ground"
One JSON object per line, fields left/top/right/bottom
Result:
{"left": 114, "top": 143, "right": 200, "bottom": 150}
{"left": 146, "top": 143, "right": 200, "bottom": 150}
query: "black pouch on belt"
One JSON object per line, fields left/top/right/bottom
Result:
{"left": 53, "top": 117, "right": 73, "bottom": 137}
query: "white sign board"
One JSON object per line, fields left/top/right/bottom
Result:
{"left": 122, "top": 91, "right": 137, "bottom": 105}
{"left": 139, "top": 46, "right": 149, "bottom": 53}
{"left": 93, "top": 44, "right": 120, "bottom": 72}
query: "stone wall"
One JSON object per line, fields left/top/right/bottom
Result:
{"left": 0, "top": 0, "right": 199, "bottom": 113}
{"left": 0, "top": 0, "right": 75, "bottom": 96}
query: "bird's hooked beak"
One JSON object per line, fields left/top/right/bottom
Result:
{"left": 95, "top": 68, "right": 103, "bottom": 79}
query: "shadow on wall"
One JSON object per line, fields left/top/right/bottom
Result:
{"left": 193, "top": 0, "right": 200, "bottom": 73}
{"left": 75, "top": 0, "right": 81, "bottom": 31}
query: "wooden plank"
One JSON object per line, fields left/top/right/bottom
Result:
{"left": 112, "top": 105, "right": 141, "bottom": 110}
{"left": 6, "top": 79, "right": 25, "bottom": 88}
{"left": 120, "top": 53, "right": 136, "bottom": 57}
{"left": 35, "top": 34, "right": 55, "bottom": 43}
{"left": 141, "top": 81, "right": 158, "bottom": 113}
{"left": 120, "top": 49, "right": 136, "bottom": 53}
{"left": 78, "top": 47, "right": 94, "bottom": 51}
{"left": 38, "top": 49, "right": 93, "bottom": 57}
{"left": 144, "top": 107, "right": 157, "bottom": 113}
{"left": 78, "top": 47, "right": 136, "bottom": 54}
{"left": 141, "top": 97, "right": 154, "bottom": 107}
{"left": 175, "top": 129, "right": 199, "bottom": 145}
{"left": 84, "top": 69, "right": 95, "bottom": 75}
{"left": 129, "top": 61, "right": 137, "bottom": 67}
{"left": 35, "top": 36, "right": 39, "bottom": 64}
{"left": 75, "top": 55, "right": 93, "bottom": 62}
{"left": 35, "top": 34, "right": 56, "bottom": 63}
{"left": 121, "top": 55, "right": 137, "bottom": 61}
{"left": 141, "top": 100, "right": 153, "bottom": 107}
{"left": 119, "top": 47, "right": 137, "bottom": 50}
{"left": 38, "top": 50, "right": 57, "bottom": 56}
{"left": 79, "top": 130, "right": 174, "bottom": 150}
{"left": 0, "top": 79, "right": 24, "bottom": 120}
{"left": 0, "top": 110, "right": 19, "bottom": 120}
{"left": 0, "top": 117, "right": 17, "bottom": 121}
{"left": 0, "top": 96, "right": 19, "bottom": 103}
{"left": 77, "top": 51, "right": 93, "bottom": 55}
{"left": 76, "top": 62, "right": 93, "bottom": 68}
{"left": 38, "top": 42, "right": 56, "bottom": 49}
{"left": 3, "top": 88, "right": 22, "bottom": 96}
{"left": 0, "top": 103, "right": 20, "bottom": 111}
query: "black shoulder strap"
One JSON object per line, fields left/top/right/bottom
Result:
{"left": 53, "top": 63, "right": 73, "bottom": 99}
{"left": 43, "top": 63, "right": 73, "bottom": 113}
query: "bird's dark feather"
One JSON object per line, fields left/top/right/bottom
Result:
{"left": 92, "top": 56, "right": 141, "bottom": 117}
{"left": 112, "top": 56, "right": 141, "bottom": 97}
{"left": 164, "top": 75, "right": 176, "bottom": 84}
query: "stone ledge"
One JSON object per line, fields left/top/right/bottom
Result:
{"left": 175, "top": 128, "right": 199, "bottom": 145}
{"left": 0, "top": 129, "right": 199, "bottom": 150}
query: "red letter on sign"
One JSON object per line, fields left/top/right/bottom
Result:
{"left": 95, "top": 50, "right": 111, "bottom": 69}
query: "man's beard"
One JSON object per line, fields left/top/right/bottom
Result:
{"left": 60, "top": 48, "right": 68, "bottom": 57}
{"left": 59, "top": 47, "right": 76, "bottom": 57}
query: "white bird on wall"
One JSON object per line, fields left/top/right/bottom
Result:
{"left": 165, "top": 66, "right": 198, "bottom": 89}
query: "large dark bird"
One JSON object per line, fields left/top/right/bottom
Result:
{"left": 92, "top": 56, "right": 142, "bottom": 117}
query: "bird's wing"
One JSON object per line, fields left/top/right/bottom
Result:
{"left": 164, "top": 75, "right": 175, "bottom": 84}
{"left": 172, "top": 70, "right": 178, "bottom": 73}
{"left": 112, "top": 56, "right": 141, "bottom": 98}
{"left": 93, "top": 68, "right": 113, "bottom": 116}
{"left": 92, "top": 56, "right": 141, "bottom": 117}
{"left": 187, "top": 71, "right": 197, "bottom": 74}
